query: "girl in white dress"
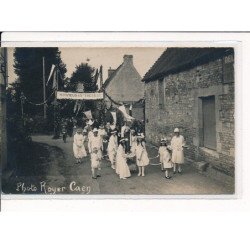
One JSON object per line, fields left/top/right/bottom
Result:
{"left": 98, "top": 125, "right": 107, "bottom": 148}
{"left": 73, "top": 128, "right": 87, "bottom": 163}
{"left": 99, "top": 124, "right": 108, "bottom": 157}
{"left": 107, "top": 130, "right": 118, "bottom": 169}
{"left": 130, "top": 129, "right": 137, "bottom": 156}
{"left": 90, "top": 147, "right": 102, "bottom": 179}
{"left": 88, "top": 128, "right": 102, "bottom": 159}
{"left": 171, "top": 128, "right": 186, "bottom": 174}
{"left": 159, "top": 139, "right": 168, "bottom": 171}
{"left": 83, "top": 129, "right": 88, "bottom": 154}
{"left": 135, "top": 134, "right": 149, "bottom": 177}
{"left": 115, "top": 138, "right": 131, "bottom": 179}
{"left": 158, "top": 139, "right": 173, "bottom": 179}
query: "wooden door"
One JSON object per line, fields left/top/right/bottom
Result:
{"left": 202, "top": 96, "right": 216, "bottom": 150}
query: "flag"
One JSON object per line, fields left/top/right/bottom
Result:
{"left": 118, "top": 105, "right": 135, "bottom": 121}
{"left": 111, "top": 111, "right": 117, "bottom": 125}
{"left": 46, "top": 64, "right": 55, "bottom": 85}
{"left": 76, "top": 101, "right": 83, "bottom": 116}
{"left": 94, "top": 68, "right": 99, "bottom": 83}
{"left": 84, "top": 110, "right": 92, "bottom": 120}
{"left": 99, "top": 65, "right": 103, "bottom": 89}
{"left": 96, "top": 73, "right": 101, "bottom": 90}
{"left": 73, "top": 101, "right": 78, "bottom": 113}
{"left": 129, "top": 104, "right": 132, "bottom": 116}
{"left": 52, "top": 68, "right": 57, "bottom": 89}
{"left": 74, "top": 100, "right": 82, "bottom": 114}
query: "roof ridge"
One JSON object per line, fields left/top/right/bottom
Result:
{"left": 102, "top": 62, "right": 123, "bottom": 89}
{"left": 142, "top": 47, "right": 234, "bottom": 82}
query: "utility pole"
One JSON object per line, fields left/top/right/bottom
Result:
{"left": 43, "top": 57, "right": 47, "bottom": 119}
{"left": 20, "top": 92, "right": 25, "bottom": 125}
{"left": 53, "top": 66, "right": 60, "bottom": 139}
{"left": 100, "top": 65, "right": 103, "bottom": 89}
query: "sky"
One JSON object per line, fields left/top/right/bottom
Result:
{"left": 7, "top": 47, "right": 165, "bottom": 83}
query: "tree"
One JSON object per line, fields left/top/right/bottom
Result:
{"left": 13, "top": 47, "right": 67, "bottom": 116}
{"left": 70, "top": 63, "right": 97, "bottom": 92}
{"left": 69, "top": 63, "right": 98, "bottom": 118}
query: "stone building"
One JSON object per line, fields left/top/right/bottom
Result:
{"left": 0, "top": 48, "right": 8, "bottom": 171}
{"left": 142, "top": 47, "right": 234, "bottom": 183}
{"left": 103, "top": 55, "right": 145, "bottom": 121}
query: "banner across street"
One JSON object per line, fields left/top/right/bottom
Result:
{"left": 56, "top": 91, "right": 104, "bottom": 100}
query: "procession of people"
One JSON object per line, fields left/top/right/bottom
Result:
{"left": 71, "top": 117, "right": 186, "bottom": 181}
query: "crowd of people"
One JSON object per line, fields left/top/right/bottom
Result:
{"left": 72, "top": 119, "right": 186, "bottom": 180}
{"left": 72, "top": 119, "right": 148, "bottom": 179}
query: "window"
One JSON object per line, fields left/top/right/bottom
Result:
{"left": 202, "top": 96, "right": 216, "bottom": 150}
{"left": 158, "top": 78, "right": 165, "bottom": 108}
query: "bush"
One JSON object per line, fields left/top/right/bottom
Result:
{"left": 6, "top": 115, "right": 32, "bottom": 171}
{"left": 30, "top": 115, "right": 54, "bottom": 134}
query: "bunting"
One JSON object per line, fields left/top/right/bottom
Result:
{"left": 111, "top": 111, "right": 117, "bottom": 125}
{"left": 118, "top": 105, "right": 135, "bottom": 121}
{"left": 84, "top": 110, "right": 93, "bottom": 120}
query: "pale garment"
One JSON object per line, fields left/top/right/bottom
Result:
{"left": 121, "top": 125, "right": 130, "bottom": 138}
{"left": 87, "top": 131, "right": 94, "bottom": 152}
{"left": 135, "top": 144, "right": 149, "bottom": 167}
{"left": 73, "top": 133, "right": 87, "bottom": 159}
{"left": 88, "top": 135, "right": 102, "bottom": 158}
{"left": 88, "top": 131, "right": 94, "bottom": 140}
{"left": 99, "top": 128, "right": 107, "bottom": 154}
{"left": 90, "top": 152, "right": 101, "bottom": 169}
{"left": 107, "top": 135, "right": 118, "bottom": 164}
{"left": 171, "top": 135, "right": 185, "bottom": 164}
{"left": 98, "top": 128, "right": 107, "bottom": 143}
{"left": 115, "top": 144, "right": 131, "bottom": 178}
{"left": 110, "top": 124, "right": 116, "bottom": 130}
{"left": 130, "top": 135, "right": 137, "bottom": 156}
{"left": 159, "top": 146, "right": 173, "bottom": 169}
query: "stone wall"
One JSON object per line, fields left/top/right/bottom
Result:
{"left": 145, "top": 55, "right": 235, "bottom": 177}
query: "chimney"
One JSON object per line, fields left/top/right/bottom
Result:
{"left": 108, "top": 67, "right": 116, "bottom": 78}
{"left": 123, "top": 54, "right": 133, "bottom": 64}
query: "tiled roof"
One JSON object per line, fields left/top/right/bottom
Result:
{"left": 142, "top": 47, "right": 234, "bottom": 83}
{"left": 102, "top": 64, "right": 123, "bottom": 89}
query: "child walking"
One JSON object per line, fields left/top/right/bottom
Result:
{"left": 158, "top": 138, "right": 173, "bottom": 179}
{"left": 130, "top": 129, "right": 137, "bottom": 156}
{"left": 116, "top": 138, "right": 131, "bottom": 179}
{"left": 159, "top": 138, "right": 167, "bottom": 171}
{"left": 107, "top": 130, "right": 118, "bottom": 169}
{"left": 73, "top": 128, "right": 87, "bottom": 163}
{"left": 90, "top": 147, "right": 102, "bottom": 179}
{"left": 135, "top": 134, "right": 149, "bottom": 177}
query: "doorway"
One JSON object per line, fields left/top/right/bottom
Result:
{"left": 202, "top": 96, "right": 216, "bottom": 150}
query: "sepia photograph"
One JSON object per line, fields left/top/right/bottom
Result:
{"left": 0, "top": 45, "right": 235, "bottom": 196}
{"left": 1, "top": 0, "right": 250, "bottom": 248}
